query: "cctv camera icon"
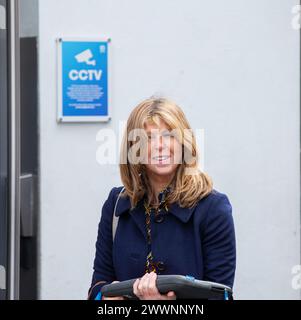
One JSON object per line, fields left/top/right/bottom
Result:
{"left": 75, "top": 49, "right": 96, "bottom": 66}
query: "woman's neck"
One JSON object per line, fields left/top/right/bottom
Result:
{"left": 147, "top": 173, "right": 174, "bottom": 204}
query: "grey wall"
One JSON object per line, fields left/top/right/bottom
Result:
{"left": 38, "top": 0, "right": 300, "bottom": 299}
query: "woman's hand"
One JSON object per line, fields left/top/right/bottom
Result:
{"left": 102, "top": 281, "right": 125, "bottom": 300}
{"left": 133, "top": 272, "right": 176, "bottom": 300}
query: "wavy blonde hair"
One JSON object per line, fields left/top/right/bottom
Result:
{"left": 119, "top": 97, "right": 213, "bottom": 208}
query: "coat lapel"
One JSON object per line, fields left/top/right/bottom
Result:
{"left": 168, "top": 202, "right": 195, "bottom": 223}
{"left": 114, "top": 195, "right": 147, "bottom": 241}
{"left": 115, "top": 194, "right": 195, "bottom": 225}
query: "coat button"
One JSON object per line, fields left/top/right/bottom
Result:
{"left": 157, "top": 261, "right": 165, "bottom": 271}
{"left": 154, "top": 214, "right": 164, "bottom": 223}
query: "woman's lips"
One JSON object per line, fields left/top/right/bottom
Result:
{"left": 151, "top": 155, "right": 171, "bottom": 165}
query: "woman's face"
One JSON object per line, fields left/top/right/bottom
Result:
{"left": 144, "top": 119, "right": 182, "bottom": 180}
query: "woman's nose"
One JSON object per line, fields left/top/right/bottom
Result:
{"left": 154, "top": 136, "right": 167, "bottom": 151}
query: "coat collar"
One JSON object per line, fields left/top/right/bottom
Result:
{"left": 114, "top": 194, "right": 195, "bottom": 223}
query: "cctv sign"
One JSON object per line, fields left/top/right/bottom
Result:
{"left": 57, "top": 38, "right": 110, "bottom": 122}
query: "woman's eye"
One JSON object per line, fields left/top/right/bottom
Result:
{"left": 146, "top": 132, "right": 174, "bottom": 140}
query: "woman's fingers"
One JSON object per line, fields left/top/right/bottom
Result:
{"left": 138, "top": 273, "right": 151, "bottom": 296}
{"left": 165, "top": 291, "right": 176, "bottom": 300}
{"left": 133, "top": 278, "right": 141, "bottom": 298}
{"left": 133, "top": 273, "right": 152, "bottom": 298}
{"left": 148, "top": 272, "right": 159, "bottom": 296}
{"left": 132, "top": 272, "right": 177, "bottom": 300}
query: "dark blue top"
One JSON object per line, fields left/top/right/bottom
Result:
{"left": 88, "top": 186, "right": 236, "bottom": 299}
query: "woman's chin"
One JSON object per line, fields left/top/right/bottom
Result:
{"left": 150, "top": 164, "right": 176, "bottom": 176}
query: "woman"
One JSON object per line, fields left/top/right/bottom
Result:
{"left": 88, "top": 97, "right": 236, "bottom": 300}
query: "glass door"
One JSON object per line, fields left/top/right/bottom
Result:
{"left": 0, "top": 0, "right": 21, "bottom": 300}
{"left": 0, "top": 0, "right": 8, "bottom": 300}
{"left": 1, "top": 0, "right": 38, "bottom": 299}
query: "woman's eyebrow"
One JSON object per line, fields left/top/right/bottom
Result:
{"left": 146, "top": 128, "right": 170, "bottom": 135}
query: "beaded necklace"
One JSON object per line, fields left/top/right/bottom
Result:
{"left": 143, "top": 187, "right": 170, "bottom": 273}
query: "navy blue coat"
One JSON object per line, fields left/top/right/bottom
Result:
{"left": 88, "top": 186, "right": 236, "bottom": 299}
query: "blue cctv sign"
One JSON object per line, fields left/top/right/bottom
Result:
{"left": 57, "top": 38, "right": 110, "bottom": 122}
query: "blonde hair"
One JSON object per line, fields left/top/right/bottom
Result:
{"left": 119, "top": 97, "right": 213, "bottom": 208}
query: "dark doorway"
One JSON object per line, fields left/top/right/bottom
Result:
{"left": 19, "top": 36, "right": 38, "bottom": 300}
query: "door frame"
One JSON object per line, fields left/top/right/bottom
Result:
{"left": 7, "top": 0, "right": 21, "bottom": 300}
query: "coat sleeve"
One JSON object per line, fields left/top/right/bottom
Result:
{"left": 87, "top": 187, "right": 117, "bottom": 300}
{"left": 201, "top": 193, "right": 236, "bottom": 290}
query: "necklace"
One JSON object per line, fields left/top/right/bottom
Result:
{"left": 143, "top": 187, "right": 170, "bottom": 273}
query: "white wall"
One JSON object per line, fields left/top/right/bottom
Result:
{"left": 38, "top": 0, "right": 300, "bottom": 299}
